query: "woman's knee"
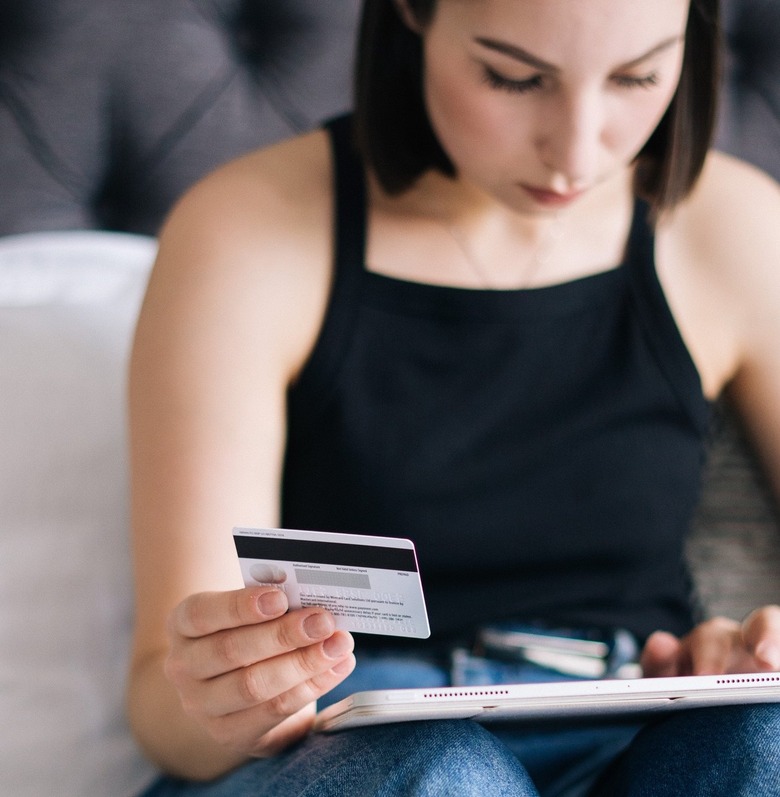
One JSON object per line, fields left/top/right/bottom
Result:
{"left": 323, "top": 720, "right": 538, "bottom": 797}
{"left": 596, "top": 704, "right": 780, "bottom": 796}
{"left": 144, "top": 721, "right": 537, "bottom": 797}
{"left": 714, "top": 703, "right": 780, "bottom": 789}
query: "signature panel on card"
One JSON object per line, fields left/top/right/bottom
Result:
{"left": 234, "top": 527, "right": 431, "bottom": 638}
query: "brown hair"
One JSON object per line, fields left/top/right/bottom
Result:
{"left": 353, "top": 0, "right": 721, "bottom": 215}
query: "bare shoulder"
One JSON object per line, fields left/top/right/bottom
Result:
{"left": 684, "top": 154, "right": 780, "bottom": 489}
{"left": 144, "top": 128, "right": 335, "bottom": 380}
{"left": 663, "top": 151, "right": 779, "bottom": 283}
{"left": 658, "top": 150, "right": 779, "bottom": 319}
{"left": 161, "top": 128, "right": 333, "bottom": 276}
{"left": 655, "top": 151, "right": 779, "bottom": 397}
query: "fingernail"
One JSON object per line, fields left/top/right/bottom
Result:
{"left": 303, "top": 612, "right": 334, "bottom": 640}
{"left": 257, "top": 589, "right": 287, "bottom": 616}
{"left": 756, "top": 642, "right": 780, "bottom": 670}
{"left": 323, "top": 633, "right": 352, "bottom": 659}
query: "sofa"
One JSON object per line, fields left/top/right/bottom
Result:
{"left": 0, "top": 1, "right": 777, "bottom": 795}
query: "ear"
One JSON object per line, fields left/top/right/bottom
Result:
{"left": 393, "top": 0, "right": 425, "bottom": 34}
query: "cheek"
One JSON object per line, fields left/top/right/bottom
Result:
{"left": 423, "top": 60, "right": 520, "bottom": 166}
{"left": 623, "top": 55, "right": 685, "bottom": 149}
{"left": 609, "top": 88, "right": 679, "bottom": 157}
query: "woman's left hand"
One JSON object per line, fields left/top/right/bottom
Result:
{"left": 640, "top": 604, "right": 780, "bottom": 677}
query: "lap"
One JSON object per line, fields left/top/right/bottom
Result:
{"left": 592, "top": 702, "right": 780, "bottom": 796}
{"left": 141, "top": 651, "right": 780, "bottom": 797}
{"left": 141, "top": 719, "right": 537, "bottom": 797}
{"left": 143, "top": 704, "right": 780, "bottom": 797}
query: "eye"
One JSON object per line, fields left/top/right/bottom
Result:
{"left": 611, "top": 72, "right": 660, "bottom": 89}
{"left": 481, "top": 65, "right": 544, "bottom": 95}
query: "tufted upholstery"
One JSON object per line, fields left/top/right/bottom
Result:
{"left": 715, "top": 0, "right": 780, "bottom": 180}
{"left": 0, "top": 1, "right": 778, "bottom": 616}
{"left": 0, "top": 0, "right": 359, "bottom": 235}
{"left": 1, "top": 0, "right": 778, "bottom": 230}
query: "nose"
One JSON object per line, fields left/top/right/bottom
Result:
{"left": 535, "top": 89, "right": 603, "bottom": 190}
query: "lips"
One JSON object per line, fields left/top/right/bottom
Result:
{"left": 520, "top": 184, "right": 586, "bottom": 207}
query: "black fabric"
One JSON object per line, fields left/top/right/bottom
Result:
{"left": 281, "top": 116, "right": 713, "bottom": 647}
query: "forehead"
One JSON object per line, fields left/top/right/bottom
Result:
{"left": 433, "top": 0, "right": 690, "bottom": 65}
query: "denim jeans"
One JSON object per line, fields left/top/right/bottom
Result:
{"left": 142, "top": 648, "right": 780, "bottom": 797}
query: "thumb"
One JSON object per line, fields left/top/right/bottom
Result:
{"left": 640, "top": 630, "right": 685, "bottom": 677}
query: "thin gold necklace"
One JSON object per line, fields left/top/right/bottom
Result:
{"left": 441, "top": 214, "right": 565, "bottom": 289}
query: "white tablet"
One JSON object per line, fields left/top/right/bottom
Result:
{"left": 314, "top": 672, "right": 780, "bottom": 732}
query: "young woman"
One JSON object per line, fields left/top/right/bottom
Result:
{"left": 128, "top": 1, "right": 780, "bottom": 794}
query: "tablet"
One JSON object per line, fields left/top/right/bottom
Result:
{"left": 314, "top": 672, "right": 780, "bottom": 732}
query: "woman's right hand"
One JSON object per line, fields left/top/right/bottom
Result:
{"left": 164, "top": 587, "right": 356, "bottom": 759}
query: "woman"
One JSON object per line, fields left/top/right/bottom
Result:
{"left": 128, "top": 0, "right": 780, "bottom": 794}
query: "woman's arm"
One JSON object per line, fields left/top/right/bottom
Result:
{"left": 127, "top": 132, "right": 356, "bottom": 780}
{"left": 646, "top": 153, "right": 780, "bottom": 677}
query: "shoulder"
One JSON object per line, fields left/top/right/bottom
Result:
{"left": 160, "top": 127, "right": 334, "bottom": 269}
{"left": 680, "top": 155, "right": 780, "bottom": 484}
{"left": 661, "top": 151, "right": 779, "bottom": 279}
{"left": 145, "top": 127, "right": 336, "bottom": 381}
{"left": 654, "top": 152, "right": 780, "bottom": 396}
{"left": 658, "top": 150, "right": 779, "bottom": 310}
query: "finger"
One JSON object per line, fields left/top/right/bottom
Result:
{"left": 171, "top": 587, "right": 288, "bottom": 640}
{"left": 640, "top": 631, "right": 685, "bottom": 677}
{"left": 245, "top": 655, "right": 356, "bottom": 756}
{"left": 686, "top": 617, "right": 742, "bottom": 674}
{"left": 207, "top": 656, "right": 356, "bottom": 757}
{"left": 192, "top": 630, "right": 354, "bottom": 716}
{"left": 742, "top": 605, "right": 780, "bottom": 670}
{"left": 186, "top": 608, "right": 340, "bottom": 680}
{"left": 203, "top": 698, "right": 317, "bottom": 758}
{"left": 687, "top": 630, "right": 734, "bottom": 674}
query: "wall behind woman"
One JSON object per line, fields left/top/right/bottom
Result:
{"left": 0, "top": 0, "right": 360, "bottom": 235}
{"left": 0, "top": 0, "right": 776, "bottom": 235}
{"left": 715, "top": 0, "right": 780, "bottom": 180}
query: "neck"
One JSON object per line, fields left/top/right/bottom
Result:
{"left": 440, "top": 211, "right": 565, "bottom": 290}
{"left": 366, "top": 167, "right": 635, "bottom": 290}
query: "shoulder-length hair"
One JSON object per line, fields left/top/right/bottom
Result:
{"left": 353, "top": 0, "right": 721, "bottom": 216}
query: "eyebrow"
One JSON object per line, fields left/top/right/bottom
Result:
{"left": 474, "top": 35, "right": 684, "bottom": 73}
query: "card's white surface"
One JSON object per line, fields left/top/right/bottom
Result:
{"left": 314, "top": 672, "right": 780, "bottom": 732}
{"left": 234, "top": 527, "right": 430, "bottom": 638}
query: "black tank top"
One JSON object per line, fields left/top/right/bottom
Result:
{"left": 281, "top": 115, "right": 712, "bottom": 644}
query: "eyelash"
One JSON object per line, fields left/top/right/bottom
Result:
{"left": 611, "top": 73, "right": 660, "bottom": 89}
{"left": 481, "top": 66, "right": 542, "bottom": 95}
{"left": 481, "top": 66, "right": 661, "bottom": 94}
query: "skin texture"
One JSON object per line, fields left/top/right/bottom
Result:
{"left": 128, "top": 0, "right": 780, "bottom": 782}
{"left": 416, "top": 0, "right": 687, "bottom": 211}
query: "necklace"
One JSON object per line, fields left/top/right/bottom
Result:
{"left": 441, "top": 214, "right": 565, "bottom": 289}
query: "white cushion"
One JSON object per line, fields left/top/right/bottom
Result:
{"left": 0, "top": 232, "right": 159, "bottom": 797}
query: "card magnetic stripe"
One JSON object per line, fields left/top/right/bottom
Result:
{"left": 234, "top": 536, "right": 418, "bottom": 572}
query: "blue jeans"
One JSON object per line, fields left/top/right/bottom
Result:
{"left": 142, "top": 649, "right": 780, "bottom": 797}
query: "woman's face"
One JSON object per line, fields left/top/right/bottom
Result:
{"left": 414, "top": 0, "right": 690, "bottom": 212}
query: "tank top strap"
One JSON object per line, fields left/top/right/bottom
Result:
{"left": 325, "top": 114, "right": 368, "bottom": 275}
{"left": 624, "top": 199, "right": 711, "bottom": 436}
{"left": 286, "top": 116, "right": 367, "bottom": 438}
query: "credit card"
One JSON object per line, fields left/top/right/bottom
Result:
{"left": 233, "top": 527, "right": 431, "bottom": 638}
